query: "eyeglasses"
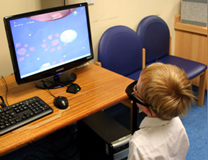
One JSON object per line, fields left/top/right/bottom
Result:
{"left": 126, "top": 81, "right": 159, "bottom": 118}
{"left": 129, "top": 82, "right": 157, "bottom": 111}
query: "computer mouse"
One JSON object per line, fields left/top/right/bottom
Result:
{"left": 66, "top": 83, "right": 81, "bottom": 94}
{"left": 53, "top": 96, "right": 68, "bottom": 109}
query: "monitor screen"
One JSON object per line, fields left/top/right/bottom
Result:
{"left": 4, "top": 2, "right": 93, "bottom": 89}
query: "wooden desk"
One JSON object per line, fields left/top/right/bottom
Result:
{"left": 0, "top": 63, "right": 133, "bottom": 156}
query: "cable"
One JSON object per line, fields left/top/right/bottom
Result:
{"left": 39, "top": 78, "right": 71, "bottom": 97}
{"left": 0, "top": 96, "right": 7, "bottom": 108}
{"left": 1, "top": 76, "right": 9, "bottom": 106}
{"left": 41, "top": 80, "right": 56, "bottom": 98}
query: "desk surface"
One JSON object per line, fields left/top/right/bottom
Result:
{"left": 0, "top": 63, "right": 133, "bottom": 155}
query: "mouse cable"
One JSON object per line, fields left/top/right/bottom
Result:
{"left": 1, "top": 75, "right": 9, "bottom": 106}
{"left": 41, "top": 80, "right": 56, "bottom": 98}
{"left": 0, "top": 96, "right": 7, "bottom": 108}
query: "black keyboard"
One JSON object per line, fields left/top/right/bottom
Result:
{"left": 0, "top": 96, "right": 53, "bottom": 136}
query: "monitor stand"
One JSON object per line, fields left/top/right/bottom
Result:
{"left": 35, "top": 72, "right": 77, "bottom": 89}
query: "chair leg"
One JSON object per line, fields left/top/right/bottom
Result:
{"left": 95, "top": 61, "right": 102, "bottom": 67}
{"left": 197, "top": 70, "right": 207, "bottom": 106}
{"left": 132, "top": 101, "right": 138, "bottom": 134}
{"left": 130, "top": 104, "right": 133, "bottom": 133}
{"left": 121, "top": 99, "right": 133, "bottom": 133}
{"left": 142, "top": 48, "right": 146, "bottom": 69}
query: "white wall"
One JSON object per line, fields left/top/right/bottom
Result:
{"left": 0, "top": 0, "right": 180, "bottom": 76}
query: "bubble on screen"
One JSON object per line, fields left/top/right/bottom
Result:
{"left": 17, "top": 48, "right": 27, "bottom": 56}
{"left": 16, "top": 43, "right": 22, "bottom": 48}
{"left": 48, "top": 35, "right": 53, "bottom": 40}
{"left": 57, "top": 46, "right": 62, "bottom": 51}
{"left": 55, "top": 33, "right": 60, "bottom": 37}
{"left": 60, "top": 30, "right": 77, "bottom": 43}
{"left": 30, "top": 47, "right": 35, "bottom": 51}
{"left": 18, "top": 57, "right": 25, "bottom": 62}
{"left": 50, "top": 48, "right": 56, "bottom": 53}
{"left": 51, "top": 39, "right": 60, "bottom": 47}
{"left": 59, "top": 59, "right": 64, "bottom": 63}
{"left": 42, "top": 43, "right": 47, "bottom": 48}
{"left": 39, "top": 63, "right": 51, "bottom": 70}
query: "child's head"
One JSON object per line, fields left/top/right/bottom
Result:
{"left": 136, "top": 62, "right": 195, "bottom": 120}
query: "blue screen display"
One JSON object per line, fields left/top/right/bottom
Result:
{"left": 9, "top": 6, "right": 91, "bottom": 78}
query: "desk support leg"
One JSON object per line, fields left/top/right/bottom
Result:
{"left": 132, "top": 101, "right": 138, "bottom": 134}
{"left": 132, "top": 101, "right": 147, "bottom": 134}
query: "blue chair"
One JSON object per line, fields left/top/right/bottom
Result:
{"left": 137, "top": 15, "right": 207, "bottom": 106}
{"left": 98, "top": 25, "right": 144, "bottom": 80}
{"left": 97, "top": 25, "right": 144, "bottom": 132}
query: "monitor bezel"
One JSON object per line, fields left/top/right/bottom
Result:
{"left": 4, "top": 2, "right": 93, "bottom": 85}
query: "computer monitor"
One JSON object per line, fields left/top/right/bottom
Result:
{"left": 4, "top": 2, "right": 93, "bottom": 89}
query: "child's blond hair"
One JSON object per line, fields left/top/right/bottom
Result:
{"left": 138, "top": 63, "right": 195, "bottom": 120}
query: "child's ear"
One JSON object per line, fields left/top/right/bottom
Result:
{"left": 143, "top": 107, "right": 149, "bottom": 114}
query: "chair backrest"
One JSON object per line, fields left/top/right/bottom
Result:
{"left": 137, "top": 15, "right": 170, "bottom": 64}
{"left": 98, "top": 25, "right": 143, "bottom": 76}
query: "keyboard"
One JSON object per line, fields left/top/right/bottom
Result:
{"left": 0, "top": 96, "right": 53, "bottom": 136}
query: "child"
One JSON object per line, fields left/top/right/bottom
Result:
{"left": 128, "top": 62, "right": 195, "bottom": 160}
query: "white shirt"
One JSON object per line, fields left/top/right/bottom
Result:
{"left": 128, "top": 117, "right": 189, "bottom": 160}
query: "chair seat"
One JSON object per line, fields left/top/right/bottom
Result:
{"left": 157, "top": 55, "right": 207, "bottom": 79}
{"left": 127, "top": 70, "right": 142, "bottom": 80}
